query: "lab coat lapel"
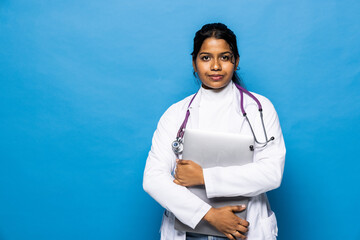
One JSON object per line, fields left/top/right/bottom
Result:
{"left": 229, "top": 83, "right": 248, "bottom": 133}
{"left": 187, "top": 91, "right": 200, "bottom": 130}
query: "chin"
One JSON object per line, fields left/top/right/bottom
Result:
{"left": 203, "top": 81, "right": 231, "bottom": 90}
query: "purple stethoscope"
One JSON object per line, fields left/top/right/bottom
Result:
{"left": 171, "top": 83, "right": 275, "bottom": 155}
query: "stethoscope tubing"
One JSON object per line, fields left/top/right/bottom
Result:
{"left": 172, "top": 83, "right": 275, "bottom": 155}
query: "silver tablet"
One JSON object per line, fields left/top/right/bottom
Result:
{"left": 174, "top": 129, "right": 254, "bottom": 237}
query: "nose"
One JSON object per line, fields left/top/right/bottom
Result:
{"left": 211, "top": 58, "right": 221, "bottom": 71}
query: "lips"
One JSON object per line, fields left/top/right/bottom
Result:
{"left": 208, "top": 75, "right": 224, "bottom": 81}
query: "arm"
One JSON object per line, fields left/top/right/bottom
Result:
{"left": 144, "top": 108, "right": 249, "bottom": 237}
{"left": 203, "top": 98, "right": 286, "bottom": 198}
{"left": 143, "top": 105, "right": 211, "bottom": 229}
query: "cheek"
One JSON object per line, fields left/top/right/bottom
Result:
{"left": 225, "top": 65, "right": 236, "bottom": 74}
{"left": 195, "top": 60, "right": 209, "bottom": 71}
{"left": 196, "top": 66, "right": 207, "bottom": 75}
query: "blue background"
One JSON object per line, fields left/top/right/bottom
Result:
{"left": 1, "top": 0, "right": 359, "bottom": 239}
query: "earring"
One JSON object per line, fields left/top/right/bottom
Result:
{"left": 236, "top": 67, "right": 240, "bottom": 71}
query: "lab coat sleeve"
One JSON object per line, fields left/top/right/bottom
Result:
{"left": 203, "top": 97, "right": 286, "bottom": 198}
{"left": 143, "top": 103, "right": 211, "bottom": 229}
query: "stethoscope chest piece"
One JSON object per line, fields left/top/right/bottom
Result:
{"left": 172, "top": 138, "right": 183, "bottom": 155}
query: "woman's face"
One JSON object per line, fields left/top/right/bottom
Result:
{"left": 193, "top": 37, "right": 239, "bottom": 89}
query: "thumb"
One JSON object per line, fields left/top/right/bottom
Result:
{"left": 177, "top": 159, "right": 190, "bottom": 165}
{"left": 230, "top": 205, "right": 246, "bottom": 213}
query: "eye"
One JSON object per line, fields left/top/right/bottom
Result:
{"left": 220, "top": 55, "right": 231, "bottom": 61}
{"left": 200, "top": 55, "right": 211, "bottom": 61}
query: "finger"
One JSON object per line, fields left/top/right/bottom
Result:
{"left": 225, "top": 233, "right": 235, "bottom": 240}
{"left": 174, "top": 171, "right": 179, "bottom": 180}
{"left": 173, "top": 179, "right": 183, "bottom": 186}
{"left": 238, "top": 219, "right": 249, "bottom": 227}
{"left": 173, "top": 171, "right": 179, "bottom": 179}
{"left": 174, "top": 168, "right": 184, "bottom": 180}
{"left": 229, "top": 205, "right": 246, "bottom": 212}
{"left": 177, "top": 159, "right": 191, "bottom": 165}
{"left": 232, "top": 230, "right": 246, "bottom": 240}
{"left": 236, "top": 224, "right": 248, "bottom": 233}
{"left": 175, "top": 163, "right": 183, "bottom": 172}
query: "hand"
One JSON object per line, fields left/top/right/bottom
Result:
{"left": 173, "top": 159, "right": 204, "bottom": 187}
{"left": 203, "top": 205, "right": 249, "bottom": 240}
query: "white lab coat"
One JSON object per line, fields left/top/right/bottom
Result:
{"left": 143, "top": 82, "right": 286, "bottom": 240}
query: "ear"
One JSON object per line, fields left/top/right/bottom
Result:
{"left": 235, "top": 56, "right": 240, "bottom": 70}
{"left": 192, "top": 59, "right": 197, "bottom": 72}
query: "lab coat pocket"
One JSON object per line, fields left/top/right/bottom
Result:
{"left": 260, "top": 211, "right": 278, "bottom": 240}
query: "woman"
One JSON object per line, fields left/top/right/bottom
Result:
{"left": 143, "top": 23, "right": 286, "bottom": 240}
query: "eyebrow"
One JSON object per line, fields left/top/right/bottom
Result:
{"left": 199, "top": 51, "right": 233, "bottom": 55}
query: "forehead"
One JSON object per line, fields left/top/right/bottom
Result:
{"left": 199, "top": 37, "right": 231, "bottom": 53}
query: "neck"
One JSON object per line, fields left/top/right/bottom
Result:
{"left": 200, "top": 82, "right": 233, "bottom": 102}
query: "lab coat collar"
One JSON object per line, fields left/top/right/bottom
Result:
{"left": 187, "top": 82, "right": 250, "bottom": 112}
{"left": 186, "top": 82, "right": 251, "bottom": 130}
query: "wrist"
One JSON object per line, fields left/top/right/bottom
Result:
{"left": 200, "top": 169, "right": 205, "bottom": 185}
{"left": 203, "top": 208, "right": 215, "bottom": 223}
{"left": 201, "top": 170, "right": 205, "bottom": 185}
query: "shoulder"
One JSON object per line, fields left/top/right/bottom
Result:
{"left": 250, "top": 92, "right": 274, "bottom": 109}
{"left": 251, "top": 93, "right": 282, "bottom": 129}
{"left": 157, "top": 93, "right": 196, "bottom": 127}
{"left": 161, "top": 94, "right": 195, "bottom": 119}
{"left": 244, "top": 91, "right": 278, "bottom": 118}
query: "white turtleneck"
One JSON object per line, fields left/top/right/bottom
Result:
{"left": 198, "top": 82, "right": 236, "bottom": 133}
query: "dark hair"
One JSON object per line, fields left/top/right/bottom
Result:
{"left": 191, "top": 23, "right": 243, "bottom": 86}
